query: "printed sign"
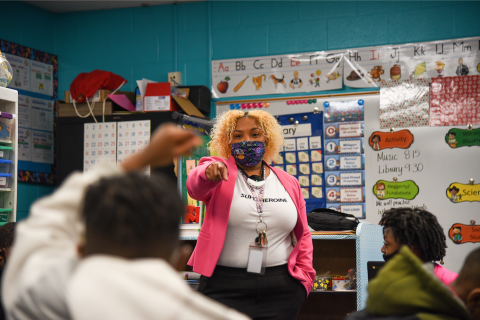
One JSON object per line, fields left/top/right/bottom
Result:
{"left": 445, "top": 128, "right": 480, "bottom": 148}
{"left": 449, "top": 223, "right": 480, "bottom": 244}
{"left": 212, "top": 52, "right": 344, "bottom": 98}
{"left": 373, "top": 180, "right": 419, "bottom": 200}
{"left": 282, "top": 124, "right": 312, "bottom": 138}
{"left": 344, "top": 36, "right": 480, "bottom": 88}
{"left": 446, "top": 182, "right": 480, "bottom": 203}
{"left": 339, "top": 122, "right": 363, "bottom": 138}
{"left": 368, "top": 130, "right": 414, "bottom": 150}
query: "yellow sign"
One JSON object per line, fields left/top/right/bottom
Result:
{"left": 446, "top": 182, "right": 480, "bottom": 203}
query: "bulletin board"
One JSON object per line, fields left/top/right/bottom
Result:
{"left": 1, "top": 39, "right": 58, "bottom": 184}
{"left": 217, "top": 92, "right": 480, "bottom": 273}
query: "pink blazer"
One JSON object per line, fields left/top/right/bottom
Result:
{"left": 187, "top": 156, "right": 316, "bottom": 295}
{"left": 434, "top": 263, "right": 458, "bottom": 285}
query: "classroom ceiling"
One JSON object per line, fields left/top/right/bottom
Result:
{"left": 23, "top": 0, "right": 204, "bottom": 13}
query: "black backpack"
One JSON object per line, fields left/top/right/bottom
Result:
{"left": 307, "top": 208, "right": 359, "bottom": 231}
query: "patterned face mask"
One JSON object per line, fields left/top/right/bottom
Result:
{"left": 230, "top": 141, "right": 266, "bottom": 167}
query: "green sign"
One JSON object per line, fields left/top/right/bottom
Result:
{"left": 373, "top": 180, "right": 419, "bottom": 200}
{"left": 445, "top": 128, "right": 480, "bottom": 148}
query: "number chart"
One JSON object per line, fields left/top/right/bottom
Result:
{"left": 84, "top": 122, "right": 117, "bottom": 172}
{"left": 324, "top": 100, "right": 366, "bottom": 218}
{"left": 117, "top": 120, "right": 151, "bottom": 174}
{"left": 274, "top": 111, "right": 325, "bottom": 213}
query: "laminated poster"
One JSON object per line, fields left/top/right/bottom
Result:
{"left": 430, "top": 76, "right": 480, "bottom": 126}
{"left": 449, "top": 222, "right": 480, "bottom": 244}
{"left": 445, "top": 127, "right": 480, "bottom": 148}
{"left": 380, "top": 78, "right": 430, "bottom": 128}
{"left": 368, "top": 130, "right": 414, "bottom": 151}
{"left": 446, "top": 182, "right": 480, "bottom": 203}
{"left": 373, "top": 179, "right": 419, "bottom": 201}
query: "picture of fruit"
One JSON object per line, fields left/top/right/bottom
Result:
{"left": 316, "top": 70, "right": 321, "bottom": 76}
{"left": 217, "top": 76, "right": 230, "bottom": 94}
{"left": 414, "top": 62, "right": 426, "bottom": 77}
{"left": 311, "top": 73, "right": 314, "bottom": 77}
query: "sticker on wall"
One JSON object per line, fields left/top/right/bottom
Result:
{"left": 373, "top": 178, "right": 419, "bottom": 200}
{"left": 448, "top": 221, "right": 480, "bottom": 244}
{"left": 445, "top": 127, "right": 480, "bottom": 148}
{"left": 446, "top": 179, "right": 480, "bottom": 203}
{"left": 368, "top": 130, "right": 414, "bottom": 151}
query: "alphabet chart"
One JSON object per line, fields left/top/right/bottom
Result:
{"left": 324, "top": 100, "right": 366, "bottom": 218}
{"left": 117, "top": 120, "right": 151, "bottom": 173}
{"left": 275, "top": 111, "right": 325, "bottom": 213}
{"left": 84, "top": 122, "right": 117, "bottom": 172}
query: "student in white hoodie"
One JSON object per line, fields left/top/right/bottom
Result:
{"left": 2, "top": 123, "right": 250, "bottom": 320}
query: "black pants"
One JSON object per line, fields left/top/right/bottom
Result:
{"left": 198, "top": 264, "right": 306, "bottom": 320}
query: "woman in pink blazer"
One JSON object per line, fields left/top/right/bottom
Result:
{"left": 187, "top": 110, "right": 315, "bottom": 320}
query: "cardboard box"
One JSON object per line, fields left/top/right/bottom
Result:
{"left": 143, "top": 82, "right": 180, "bottom": 113}
{"left": 57, "top": 101, "right": 114, "bottom": 118}
{"left": 65, "top": 90, "right": 136, "bottom": 104}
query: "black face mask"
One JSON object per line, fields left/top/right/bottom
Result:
{"left": 383, "top": 249, "right": 399, "bottom": 262}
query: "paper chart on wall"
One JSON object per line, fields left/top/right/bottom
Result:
{"left": 18, "top": 95, "right": 31, "bottom": 128}
{"left": 324, "top": 99, "right": 366, "bottom": 218}
{"left": 18, "top": 128, "right": 32, "bottom": 161}
{"left": 31, "top": 130, "right": 54, "bottom": 164}
{"left": 117, "top": 120, "right": 151, "bottom": 174}
{"left": 5, "top": 54, "right": 30, "bottom": 91}
{"left": 30, "top": 98, "right": 54, "bottom": 132}
{"left": 30, "top": 60, "right": 53, "bottom": 97}
{"left": 84, "top": 122, "right": 117, "bottom": 172}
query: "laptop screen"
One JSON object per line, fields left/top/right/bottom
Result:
{"left": 367, "top": 261, "right": 386, "bottom": 282}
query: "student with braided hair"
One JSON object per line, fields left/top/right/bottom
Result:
{"left": 379, "top": 207, "right": 457, "bottom": 285}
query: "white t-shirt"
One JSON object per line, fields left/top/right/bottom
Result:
{"left": 217, "top": 170, "right": 298, "bottom": 268}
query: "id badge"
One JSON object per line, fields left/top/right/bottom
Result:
{"left": 247, "top": 243, "right": 268, "bottom": 274}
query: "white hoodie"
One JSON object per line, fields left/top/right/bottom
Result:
{"left": 2, "top": 163, "right": 249, "bottom": 320}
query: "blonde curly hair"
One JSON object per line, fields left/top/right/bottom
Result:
{"left": 209, "top": 110, "right": 284, "bottom": 162}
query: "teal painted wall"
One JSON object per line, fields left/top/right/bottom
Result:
{"left": 0, "top": 1, "right": 56, "bottom": 221}
{"left": 55, "top": 0, "right": 480, "bottom": 111}
{"left": 2, "top": 0, "right": 480, "bottom": 219}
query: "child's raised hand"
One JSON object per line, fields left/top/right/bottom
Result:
{"left": 121, "top": 123, "right": 202, "bottom": 171}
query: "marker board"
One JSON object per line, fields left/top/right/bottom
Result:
{"left": 217, "top": 93, "right": 480, "bottom": 273}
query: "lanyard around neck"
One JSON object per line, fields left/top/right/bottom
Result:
{"left": 238, "top": 163, "right": 266, "bottom": 215}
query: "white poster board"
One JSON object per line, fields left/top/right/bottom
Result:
{"left": 217, "top": 93, "right": 480, "bottom": 273}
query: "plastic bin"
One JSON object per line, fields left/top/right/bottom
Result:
{"left": 0, "top": 159, "right": 12, "bottom": 173}
{"left": 0, "top": 113, "right": 13, "bottom": 142}
{"left": 0, "top": 208, "right": 12, "bottom": 224}
{"left": 0, "top": 173, "right": 11, "bottom": 188}
{"left": 0, "top": 146, "right": 12, "bottom": 159}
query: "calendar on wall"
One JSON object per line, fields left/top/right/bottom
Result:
{"left": 83, "top": 120, "right": 151, "bottom": 173}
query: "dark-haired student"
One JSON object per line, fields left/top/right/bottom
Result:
{"left": 380, "top": 207, "right": 457, "bottom": 284}
{"left": 345, "top": 246, "right": 480, "bottom": 320}
{"left": 2, "top": 124, "right": 250, "bottom": 320}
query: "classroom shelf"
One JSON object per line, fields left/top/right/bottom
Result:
{"left": 0, "top": 87, "right": 17, "bottom": 223}
{"left": 180, "top": 223, "right": 384, "bottom": 312}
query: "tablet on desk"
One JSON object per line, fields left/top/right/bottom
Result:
{"left": 367, "top": 261, "right": 385, "bottom": 282}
